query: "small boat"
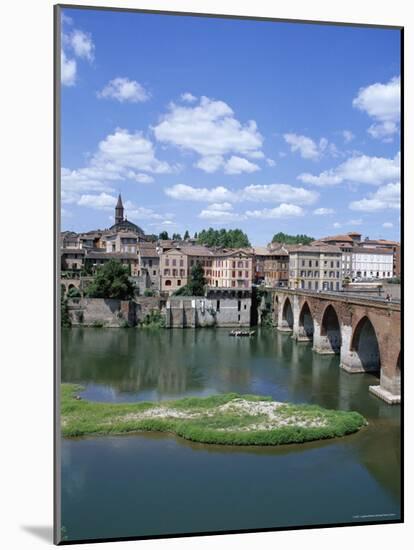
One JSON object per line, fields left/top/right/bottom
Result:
{"left": 229, "top": 330, "right": 256, "bottom": 337}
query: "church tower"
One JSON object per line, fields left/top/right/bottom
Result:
{"left": 115, "top": 194, "right": 124, "bottom": 225}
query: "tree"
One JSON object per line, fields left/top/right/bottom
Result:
{"left": 184, "top": 230, "right": 190, "bottom": 240}
{"left": 172, "top": 232, "right": 182, "bottom": 240}
{"left": 159, "top": 231, "right": 169, "bottom": 240}
{"left": 197, "top": 227, "right": 250, "bottom": 248}
{"left": 271, "top": 232, "right": 314, "bottom": 245}
{"left": 85, "top": 260, "right": 136, "bottom": 300}
{"left": 174, "top": 262, "right": 206, "bottom": 296}
{"left": 194, "top": 231, "right": 198, "bottom": 239}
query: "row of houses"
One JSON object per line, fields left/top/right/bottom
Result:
{"left": 61, "top": 196, "right": 400, "bottom": 295}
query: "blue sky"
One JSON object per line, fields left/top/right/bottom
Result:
{"left": 60, "top": 7, "right": 401, "bottom": 244}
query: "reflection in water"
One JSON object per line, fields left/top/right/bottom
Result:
{"left": 61, "top": 328, "right": 401, "bottom": 542}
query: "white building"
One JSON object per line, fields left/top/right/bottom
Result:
{"left": 351, "top": 247, "right": 393, "bottom": 280}
{"left": 289, "top": 245, "right": 343, "bottom": 291}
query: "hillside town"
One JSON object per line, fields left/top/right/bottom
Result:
{"left": 61, "top": 194, "right": 400, "bottom": 297}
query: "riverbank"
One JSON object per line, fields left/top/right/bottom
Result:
{"left": 61, "top": 384, "right": 366, "bottom": 445}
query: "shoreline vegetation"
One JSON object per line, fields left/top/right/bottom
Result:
{"left": 61, "top": 384, "right": 366, "bottom": 446}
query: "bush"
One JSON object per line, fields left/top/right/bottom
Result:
{"left": 85, "top": 260, "right": 135, "bottom": 300}
{"left": 144, "top": 289, "right": 155, "bottom": 297}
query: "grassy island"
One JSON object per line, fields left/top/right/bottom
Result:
{"left": 61, "top": 384, "right": 366, "bottom": 446}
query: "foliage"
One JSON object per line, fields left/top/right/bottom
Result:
{"left": 173, "top": 262, "right": 206, "bottom": 296}
{"left": 183, "top": 230, "right": 190, "bottom": 240}
{"left": 172, "top": 232, "right": 182, "bottom": 240}
{"left": 61, "top": 384, "right": 366, "bottom": 445}
{"left": 139, "top": 309, "right": 165, "bottom": 329}
{"left": 386, "top": 277, "right": 400, "bottom": 284}
{"left": 158, "top": 231, "right": 169, "bottom": 240}
{"left": 85, "top": 260, "right": 135, "bottom": 300}
{"left": 143, "top": 288, "right": 155, "bottom": 297}
{"left": 260, "top": 310, "right": 274, "bottom": 328}
{"left": 271, "top": 232, "right": 314, "bottom": 245}
{"left": 91, "top": 320, "right": 105, "bottom": 328}
{"left": 67, "top": 286, "right": 81, "bottom": 298}
{"left": 197, "top": 227, "right": 250, "bottom": 248}
{"left": 61, "top": 295, "right": 71, "bottom": 328}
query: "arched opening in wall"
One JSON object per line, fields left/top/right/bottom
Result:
{"left": 282, "top": 298, "right": 294, "bottom": 329}
{"left": 68, "top": 284, "right": 75, "bottom": 291}
{"left": 165, "top": 280, "right": 172, "bottom": 287}
{"left": 350, "top": 316, "right": 380, "bottom": 374}
{"left": 299, "top": 302, "right": 314, "bottom": 340}
{"left": 320, "top": 304, "right": 341, "bottom": 353}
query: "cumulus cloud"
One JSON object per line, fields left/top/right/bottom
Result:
{"left": 164, "top": 183, "right": 318, "bottom": 206}
{"left": 76, "top": 193, "right": 171, "bottom": 222}
{"left": 62, "top": 129, "right": 173, "bottom": 203}
{"left": 298, "top": 152, "right": 400, "bottom": 186}
{"left": 61, "top": 19, "right": 95, "bottom": 86}
{"left": 61, "top": 50, "right": 76, "bottom": 86}
{"left": 353, "top": 76, "right": 400, "bottom": 141}
{"left": 199, "top": 204, "right": 245, "bottom": 223}
{"left": 349, "top": 182, "right": 400, "bottom": 212}
{"left": 98, "top": 77, "right": 150, "bottom": 103}
{"left": 283, "top": 133, "right": 336, "bottom": 160}
{"left": 224, "top": 156, "right": 260, "bottom": 174}
{"left": 181, "top": 92, "right": 197, "bottom": 103}
{"left": 313, "top": 207, "right": 335, "bottom": 215}
{"left": 153, "top": 96, "right": 264, "bottom": 173}
{"left": 342, "top": 130, "right": 355, "bottom": 143}
{"left": 246, "top": 204, "right": 304, "bottom": 219}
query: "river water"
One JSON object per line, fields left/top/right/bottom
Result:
{"left": 61, "top": 328, "right": 401, "bottom": 541}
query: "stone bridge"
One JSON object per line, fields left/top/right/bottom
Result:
{"left": 270, "top": 289, "right": 401, "bottom": 405}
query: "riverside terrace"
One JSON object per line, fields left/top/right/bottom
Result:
{"left": 270, "top": 289, "right": 401, "bottom": 405}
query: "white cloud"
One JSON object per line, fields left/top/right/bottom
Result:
{"left": 353, "top": 76, "right": 400, "bottom": 141}
{"left": 195, "top": 155, "right": 224, "bottom": 173}
{"left": 342, "top": 130, "right": 354, "bottom": 143}
{"left": 266, "top": 158, "right": 276, "bottom": 167}
{"left": 181, "top": 92, "right": 197, "bottom": 103}
{"left": 382, "top": 222, "right": 393, "bottom": 228}
{"left": 246, "top": 204, "right": 304, "bottom": 219}
{"left": 283, "top": 133, "right": 334, "bottom": 160}
{"left": 199, "top": 204, "right": 245, "bottom": 223}
{"left": 165, "top": 184, "right": 235, "bottom": 203}
{"left": 153, "top": 96, "right": 263, "bottom": 173}
{"left": 61, "top": 50, "right": 76, "bottom": 86}
{"left": 224, "top": 156, "right": 260, "bottom": 174}
{"left": 208, "top": 202, "right": 233, "bottom": 211}
{"left": 78, "top": 192, "right": 116, "bottom": 210}
{"left": 69, "top": 29, "right": 95, "bottom": 61}
{"left": 333, "top": 219, "right": 362, "bottom": 229}
{"left": 349, "top": 182, "right": 400, "bottom": 212}
{"left": 164, "top": 183, "right": 318, "bottom": 206}
{"left": 241, "top": 184, "right": 318, "bottom": 205}
{"left": 298, "top": 152, "right": 400, "bottom": 186}
{"left": 61, "top": 22, "right": 95, "bottom": 86}
{"left": 313, "top": 207, "right": 334, "bottom": 215}
{"left": 77, "top": 193, "right": 170, "bottom": 222}
{"left": 98, "top": 77, "right": 150, "bottom": 103}
{"left": 62, "top": 129, "right": 173, "bottom": 200}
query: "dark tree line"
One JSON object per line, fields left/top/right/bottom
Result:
{"left": 271, "top": 232, "right": 314, "bottom": 245}
{"left": 197, "top": 228, "right": 250, "bottom": 248}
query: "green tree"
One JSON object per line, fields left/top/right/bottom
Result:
{"left": 194, "top": 231, "right": 198, "bottom": 239}
{"left": 197, "top": 227, "right": 250, "bottom": 248}
{"left": 184, "top": 230, "right": 190, "bottom": 240}
{"left": 61, "top": 294, "right": 71, "bottom": 328}
{"left": 172, "top": 232, "right": 182, "bottom": 240}
{"left": 271, "top": 232, "right": 314, "bottom": 245}
{"left": 159, "top": 231, "right": 169, "bottom": 240}
{"left": 85, "top": 260, "right": 136, "bottom": 300}
{"left": 174, "top": 262, "right": 206, "bottom": 296}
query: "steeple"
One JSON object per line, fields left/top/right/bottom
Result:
{"left": 115, "top": 193, "right": 124, "bottom": 225}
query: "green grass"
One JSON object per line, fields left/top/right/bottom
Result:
{"left": 61, "top": 384, "right": 367, "bottom": 446}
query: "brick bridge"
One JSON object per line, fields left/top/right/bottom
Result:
{"left": 270, "top": 289, "right": 401, "bottom": 405}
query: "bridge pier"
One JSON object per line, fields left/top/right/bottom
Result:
{"left": 312, "top": 320, "right": 339, "bottom": 354}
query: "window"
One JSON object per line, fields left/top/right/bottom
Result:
{"left": 337, "top": 261, "right": 340, "bottom": 268}
{"left": 302, "top": 260, "right": 305, "bottom": 267}
{"left": 179, "top": 259, "right": 183, "bottom": 267}
{"left": 217, "top": 300, "right": 220, "bottom": 311}
{"left": 301, "top": 280, "right": 305, "bottom": 289}
{"left": 315, "top": 281, "right": 319, "bottom": 290}
{"left": 336, "top": 282, "right": 340, "bottom": 290}
{"left": 172, "top": 259, "right": 176, "bottom": 266}
{"left": 153, "top": 270, "right": 156, "bottom": 276}
{"left": 315, "top": 260, "right": 319, "bottom": 267}
{"left": 308, "top": 281, "right": 312, "bottom": 289}
{"left": 309, "top": 260, "right": 312, "bottom": 267}
{"left": 149, "top": 260, "right": 152, "bottom": 268}
{"left": 330, "top": 261, "right": 334, "bottom": 268}
{"left": 177, "top": 280, "right": 181, "bottom": 286}
{"left": 165, "top": 259, "right": 169, "bottom": 266}
{"left": 238, "top": 300, "right": 241, "bottom": 311}
{"left": 165, "top": 280, "right": 171, "bottom": 286}
{"left": 232, "top": 271, "right": 235, "bottom": 278}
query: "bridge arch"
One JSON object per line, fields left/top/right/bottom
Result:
{"left": 319, "top": 304, "right": 341, "bottom": 353}
{"left": 281, "top": 297, "right": 294, "bottom": 331}
{"left": 350, "top": 315, "right": 381, "bottom": 373}
{"left": 298, "top": 301, "right": 314, "bottom": 341}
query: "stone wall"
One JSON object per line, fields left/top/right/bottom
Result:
{"left": 67, "top": 298, "right": 135, "bottom": 327}
{"left": 166, "top": 295, "right": 251, "bottom": 328}
{"left": 135, "top": 296, "right": 165, "bottom": 323}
